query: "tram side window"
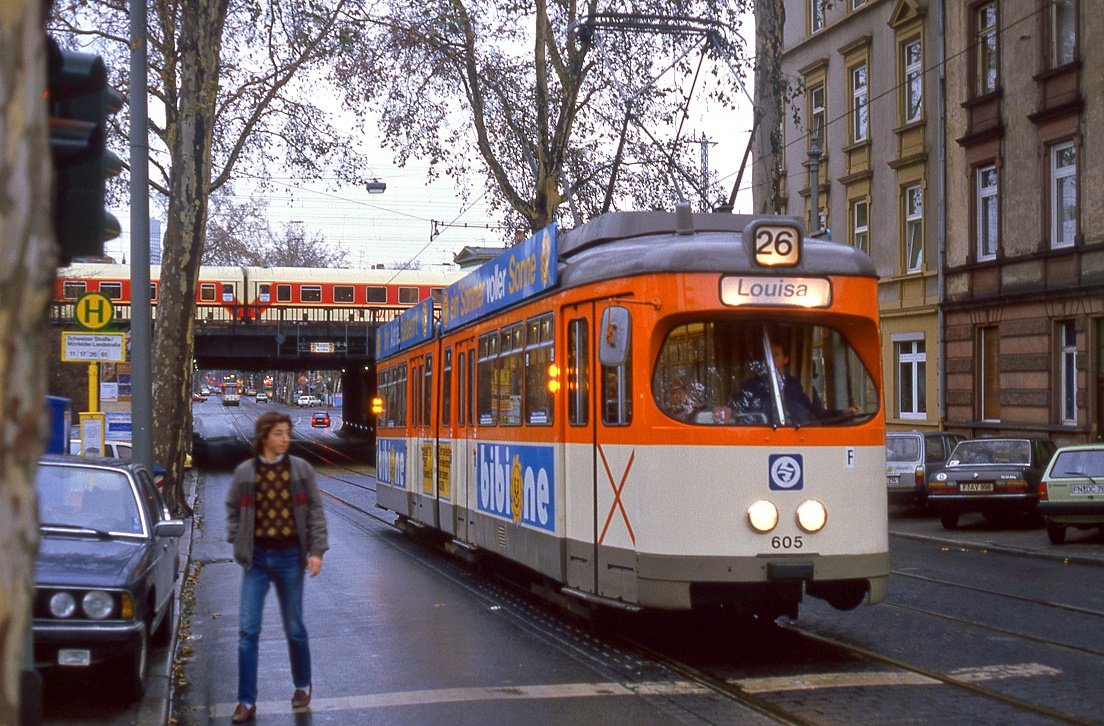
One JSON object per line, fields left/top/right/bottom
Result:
{"left": 199, "top": 283, "right": 216, "bottom": 302}
{"left": 477, "top": 333, "right": 497, "bottom": 425}
{"left": 457, "top": 351, "right": 466, "bottom": 427}
{"left": 441, "top": 348, "right": 452, "bottom": 427}
{"left": 568, "top": 318, "right": 589, "bottom": 426}
{"left": 497, "top": 325, "right": 524, "bottom": 426}
{"left": 525, "top": 314, "right": 554, "bottom": 425}
{"left": 100, "top": 282, "right": 122, "bottom": 300}
{"left": 423, "top": 354, "right": 433, "bottom": 426}
{"left": 276, "top": 284, "right": 292, "bottom": 303}
{"left": 467, "top": 349, "right": 475, "bottom": 426}
{"left": 380, "top": 364, "right": 407, "bottom": 428}
{"left": 602, "top": 359, "right": 632, "bottom": 427}
{"left": 411, "top": 364, "right": 421, "bottom": 426}
{"left": 63, "top": 281, "right": 86, "bottom": 299}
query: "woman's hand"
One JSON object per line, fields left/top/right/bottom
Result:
{"left": 307, "top": 555, "right": 323, "bottom": 577}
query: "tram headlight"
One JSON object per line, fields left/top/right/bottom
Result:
{"left": 747, "top": 500, "right": 779, "bottom": 533}
{"left": 795, "top": 499, "right": 827, "bottom": 533}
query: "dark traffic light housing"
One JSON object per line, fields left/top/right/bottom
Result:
{"left": 46, "top": 36, "right": 122, "bottom": 264}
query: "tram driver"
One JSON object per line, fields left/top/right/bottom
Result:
{"left": 735, "top": 341, "right": 857, "bottom": 425}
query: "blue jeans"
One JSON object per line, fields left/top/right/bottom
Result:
{"left": 237, "top": 546, "right": 311, "bottom": 706}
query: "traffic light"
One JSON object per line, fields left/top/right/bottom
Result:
{"left": 46, "top": 36, "right": 122, "bottom": 264}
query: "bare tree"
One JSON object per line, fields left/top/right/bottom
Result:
{"left": 0, "top": 10, "right": 55, "bottom": 722}
{"left": 265, "top": 222, "right": 348, "bottom": 267}
{"left": 752, "top": 0, "right": 786, "bottom": 215}
{"left": 202, "top": 189, "right": 274, "bottom": 265}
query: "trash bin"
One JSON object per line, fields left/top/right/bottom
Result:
{"left": 45, "top": 396, "right": 71, "bottom": 455}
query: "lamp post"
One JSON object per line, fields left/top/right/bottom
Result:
{"left": 807, "top": 123, "right": 822, "bottom": 236}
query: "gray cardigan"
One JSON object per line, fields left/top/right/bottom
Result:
{"left": 225, "top": 455, "right": 329, "bottom": 569}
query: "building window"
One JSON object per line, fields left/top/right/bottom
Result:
{"left": 851, "top": 0, "right": 866, "bottom": 8}
{"left": 904, "top": 184, "right": 923, "bottom": 273}
{"left": 810, "top": 0, "right": 826, "bottom": 33}
{"left": 1060, "top": 321, "right": 1077, "bottom": 424}
{"left": 851, "top": 63, "right": 869, "bottom": 142}
{"left": 851, "top": 198, "right": 869, "bottom": 254}
{"left": 977, "top": 165, "right": 998, "bottom": 261}
{"left": 980, "top": 326, "right": 1000, "bottom": 421}
{"left": 808, "top": 83, "right": 826, "bottom": 146}
{"left": 895, "top": 337, "right": 926, "bottom": 419}
{"left": 903, "top": 39, "right": 923, "bottom": 123}
{"left": 1051, "top": 141, "right": 1078, "bottom": 248}
{"left": 1049, "top": 0, "right": 1076, "bottom": 68}
{"left": 975, "top": 2, "right": 998, "bottom": 96}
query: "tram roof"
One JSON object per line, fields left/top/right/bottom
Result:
{"left": 557, "top": 210, "right": 877, "bottom": 288}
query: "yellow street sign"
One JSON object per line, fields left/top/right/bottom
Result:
{"left": 75, "top": 292, "right": 115, "bottom": 330}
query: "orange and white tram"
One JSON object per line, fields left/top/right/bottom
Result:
{"left": 373, "top": 209, "right": 889, "bottom": 618}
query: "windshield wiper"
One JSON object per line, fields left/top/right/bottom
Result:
{"left": 1068, "top": 470, "right": 1102, "bottom": 485}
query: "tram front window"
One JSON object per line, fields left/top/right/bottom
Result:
{"left": 653, "top": 321, "right": 878, "bottom": 427}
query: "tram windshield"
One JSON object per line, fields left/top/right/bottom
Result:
{"left": 653, "top": 321, "right": 878, "bottom": 427}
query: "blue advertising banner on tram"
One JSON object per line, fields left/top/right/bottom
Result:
{"left": 376, "top": 298, "right": 435, "bottom": 359}
{"left": 376, "top": 438, "right": 407, "bottom": 490}
{"left": 442, "top": 224, "right": 558, "bottom": 332}
{"left": 476, "top": 442, "right": 555, "bottom": 531}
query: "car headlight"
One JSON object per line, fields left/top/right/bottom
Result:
{"left": 49, "top": 592, "right": 77, "bottom": 618}
{"left": 796, "top": 500, "right": 828, "bottom": 533}
{"left": 747, "top": 500, "right": 779, "bottom": 533}
{"left": 82, "top": 591, "right": 115, "bottom": 620}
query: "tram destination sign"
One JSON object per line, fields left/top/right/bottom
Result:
{"left": 442, "top": 223, "right": 558, "bottom": 332}
{"left": 720, "top": 276, "right": 832, "bottom": 308}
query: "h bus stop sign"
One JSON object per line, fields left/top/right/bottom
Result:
{"left": 74, "top": 291, "right": 114, "bottom": 330}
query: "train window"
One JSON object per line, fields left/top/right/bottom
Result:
{"left": 477, "top": 333, "right": 497, "bottom": 426}
{"left": 423, "top": 354, "right": 433, "bottom": 426}
{"left": 497, "top": 324, "right": 524, "bottom": 426}
{"left": 63, "top": 281, "right": 86, "bottom": 299}
{"left": 652, "top": 321, "right": 879, "bottom": 427}
{"left": 366, "top": 286, "right": 387, "bottom": 304}
{"left": 301, "top": 285, "right": 322, "bottom": 303}
{"left": 100, "top": 282, "right": 122, "bottom": 300}
{"left": 276, "top": 284, "right": 292, "bottom": 303}
{"left": 430, "top": 287, "right": 444, "bottom": 304}
{"left": 200, "top": 283, "right": 216, "bottom": 302}
{"left": 525, "top": 314, "right": 554, "bottom": 425}
{"left": 601, "top": 317, "right": 632, "bottom": 427}
{"left": 221, "top": 283, "right": 235, "bottom": 303}
{"left": 568, "top": 319, "right": 589, "bottom": 426}
{"left": 457, "top": 351, "right": 466, "bottom": 427}
{"left": 149, "top": 283, "right": 157, "bottom": 301}
{"left": 334, "top": 285, "right": 354, "bottom": 303}
{"left": 258, "top": 283, "right": 271, "bottom": 303}
{"left": 442, "top": 348, "right": 452, "bottom": 427}
{"left": 398, "top": 287, "right": 419, "bottom": 304}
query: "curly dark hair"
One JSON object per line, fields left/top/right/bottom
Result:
{"left": 253, "top": 411, "right": 293, "bottom": 455}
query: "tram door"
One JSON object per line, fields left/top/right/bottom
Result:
{"left": 410, "top": 352, "right": 436, "bottom": 526}
{"left": 563, "top": 308, "right": 597, "bottom": 593}
{"left": 452, "top": 339, "right": 477, "bottom": 543}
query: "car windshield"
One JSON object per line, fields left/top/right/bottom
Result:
{"left": 652, "top": 320, "right": 878, "bottom": 427}
{"left": 1050, "top": 450, "right": 1104, "bottom": 478}
{"left": 35, "top": 465, "right": 143, "bottom": 535}
{"left": 948, "top": 440, "right": 1030, "bottom": 466}
{"left": 886, "top": 436, "right": 920, "bottom": 461}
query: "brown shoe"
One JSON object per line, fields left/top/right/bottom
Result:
{"left": 292, "top": 684, "right": 312, "bottom": 709}
{"left": 231, "top": 703, "right": 255, "bottom": 723}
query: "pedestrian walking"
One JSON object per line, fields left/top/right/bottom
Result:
{"left": 225, "top": 411, "right": 329, "bottom": 723}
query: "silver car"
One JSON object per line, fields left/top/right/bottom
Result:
{"left": 886, "top": 431, "right": 965, "bottom": 506}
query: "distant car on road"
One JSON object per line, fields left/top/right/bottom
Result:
{"left": 1038, "top": 443, "right": 1104, "bottom": 544}
{"left": 245, "top": 389, "right": 257, "bottom": 396}
{"left": 192, "top": 392, "right": 207, "bottom": 402}
{"left": 222, "top": 391, "right": 240, "bottom": 406}
{"left": 256, "top": 391, "right": 268, "bottom": 402}
{"left": 927, "top": 437, "right": 1057, "bottom": 529}
{"left": 297, "top": 395, "right": 312, "bottom": 407}
{"left": 885, "top": 430, "right": 966, "bottom": 506}
{"left": 200, "top": 388, "right": 210, "bottom": 396}
{"left": 33, "top": 455, "right": 185, "bottom": 701}
{"left": 311, "top": 410, "right": 330, "bottom": 428}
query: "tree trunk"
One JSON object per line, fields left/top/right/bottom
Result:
{"left": 152, "top": 0, "right": 230, "bottom": 516}
{"left": 0, "top": 11, "right": 57, "bottom": 722}
{"left": 752, "top": 0, "right": 786, "bottom": 215}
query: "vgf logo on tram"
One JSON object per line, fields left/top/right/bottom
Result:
{"left": 376, "top": 439, "right": 407, "bottom": 489}
{"left": 478, "top": 443, "right": 555, "bottom": 531}
{"left": 768, "top": 454, "right": 804, "bottom": 491}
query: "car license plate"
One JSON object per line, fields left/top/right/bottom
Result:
{"left": 887, "top": 475, "right": 900, "bottom": 485}
{"left": 58, "top": 649, "right": 91, "bottom": 667}
{"left": 959, "top": 482, "right": 994, "bottom": 493}
{"left": 1072, "top": 484, "right": 1104, "bottom": 495}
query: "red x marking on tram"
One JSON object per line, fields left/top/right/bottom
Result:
{"left": 598, "top": 446, "right": 636, "bottom": 546}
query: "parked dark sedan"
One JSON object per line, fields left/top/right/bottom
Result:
{"left": 927, "top": 437, "right": 1057, "bottom": 529}
{"left": 33, "top": 455, "right": 184, "bottom": 701}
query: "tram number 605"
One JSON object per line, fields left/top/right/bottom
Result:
{"left": 771, "top": 535, "right": 804, "bottom": 550}
{"left": 754, "top": 226, "right": 800, "bottom": 267}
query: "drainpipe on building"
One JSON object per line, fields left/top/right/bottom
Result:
{"left": 936, "top": 0, "right": 947, "bottom": 431}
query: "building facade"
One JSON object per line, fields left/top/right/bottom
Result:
{"left": 943, "top": 0, "right": 1101, "bottom": 445}
{"left": 781, "top": 0, "right": 942, "bottom": 432}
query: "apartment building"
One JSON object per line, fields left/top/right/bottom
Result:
{"left": 781, "top": 0, "right": 942, "bottom": 431}
{"left": 942, "top": 0, "right": 1102, "bottom": 445}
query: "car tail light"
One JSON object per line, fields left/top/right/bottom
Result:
{"left": 914, "top": 467, "right": 925, "bottom": 487}
{"left": 1003, "top": 479, "right": 1028, "bottom": 492}
{"left": 1039, "top": 481, "right": 1049, "bottom": 500}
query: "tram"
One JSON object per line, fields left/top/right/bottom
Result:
{"left": 373, "top": 208, "right": 889, "bottom": 618}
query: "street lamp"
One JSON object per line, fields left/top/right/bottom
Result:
{"left": 366, "top": 179, "right": 386, "bottom": 194}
